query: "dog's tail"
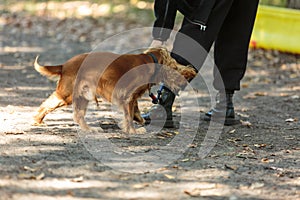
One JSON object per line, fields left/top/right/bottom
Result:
{"left": 34, "top": 56, "right": 62, "bottom": 80}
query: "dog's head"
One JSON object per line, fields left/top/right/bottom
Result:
{"left": 145, "top": 48, "right": 197, "bottom": 92}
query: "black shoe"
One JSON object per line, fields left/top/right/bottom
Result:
{"left": 203, "top": 91, "right": 239, "bottom": 126}
{"left": 142, "top": 87, "right": 175, "bottom": 128}
{"left": 142, "top": 109, "right": 174, "bottom": 128}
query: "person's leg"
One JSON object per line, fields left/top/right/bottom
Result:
{"left": 171, "top": 0, "right": 235, "bottom": 68}
{"left": 213, "top": 0, "right": 259, "bottom": 91}
{"left": 144, "top": 0, "right": 235, "bottom": 127}
{"left": 204, "top": 0, "right": 259, "bottom": 125}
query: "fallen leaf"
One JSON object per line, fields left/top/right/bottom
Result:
{"left": 35, "top": 173, "right": 45, "bottom": 180}
{"left": 102, "top": 121, "right": 114, "bottom": 125}
{"left": 237, "top": 112, "right": 250, "bottom": 118}
{"left": 279, "top": 93, "right": 290, "bottom": 97}
{"left": 188, "top": 144, "right": 197, "bottom": 148}
{"left": 241, "top": 83, "right": 249, "bottom": 88}
{"left": 5, "top": 131, "right": 25, "bottom": 135}
{"left": 244, "top": 146, "right": 255, "bottom": 153}
{"left": 236, "top": 153, "right": 257, "bottom": 159}
{"left": 285, "top": 150, "right": 292, "bottom": 153}
{"left": 285, "top": 118, "right": 297, "bottom": 123}
{"left": 250, "top": 182, "right": 264, "bottom": 189}
{"left": 164, "top": 174, "right": 175, "bottom": 180}
{"left": 133, "top": 183, "right": 149, "bottom": 189}
{"left": 224, "top": 164, "right": 238, "bottom": 171}
{"left": 269, "top": 166, "right": 284, "bottom": 171}
{"left": 18, "top": 173, "right": 32, "bottom": 179}
{"left": 291, "top": 95, "right": 299, "bottom": 99}
{"left": 240, "top": 120, "right": 252, "bottom": 127}
{"left": 18, "top": 172, "right": 45, "bottom": 180}
{"left": 181, "top": 158, "right": 190, "bottom": 162}
{"left": 23, "top": 166, "right": 38, "bottom": 172}
{"left": 252, "top": 60, "right": 264, "bottom": 67}
{"left": 164, "top": 132, "right": 174, "bottom": 137}
{"left": 157, "top": 167, "right": 168, "bottom": 171}
{"left": 184, "top": 184, "right": 216, "bottom": 197}
{"left": 67, "top": 191, "right": 74, "bottom": 196}
{"left": 227, "top": 138, "right": 242, "bottom": 143}
{"left": 109, "top": 135, "right": 122, "bottom": 139}
{"left": 261, "top": 158, "right": 274, "bottom": 163}
{"left": 228, "top": 129, "right": 236, "bottom": 134}
{"left": 71, "top": 176, "right": 84, "bottom": 182}
{"left": 254, "top": 144, "right": 267, "bottom": 148}
{"left": 184, "top": 189, "right": 201, "bottom": 197}
{"left": 255, "top": 92, "right": 267, "bottom": 96}
{"left": 236, "top": 153, "right": 248, "bottom": 159}
{"left": 276, "top": 172, "right": 285, "bottom": 177}
{"left": 243, "top": 94, "right": 257, "bottom": 99}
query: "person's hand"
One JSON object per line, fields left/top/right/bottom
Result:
{"left": 150, "top": 39, "right": 165, "bottom": 48}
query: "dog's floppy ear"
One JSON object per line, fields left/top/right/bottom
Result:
{"left": 159, "top": 65, "right": 185, "bottom": 93}
{"left": 176, "top": 64, "right": 197, "bottom": 81}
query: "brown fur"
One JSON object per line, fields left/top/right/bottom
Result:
{"left": 33, "top": 48, "right": 196, "bottom": 133}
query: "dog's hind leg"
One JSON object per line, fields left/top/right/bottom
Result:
{"left": 133, "top": 100, "right": 145, "bottom": 125}
{"left": 33, "top": 92, "right": 67, "bottom": 125}
{"left": 73, "top": 96, "right": 89, "bottom": 130}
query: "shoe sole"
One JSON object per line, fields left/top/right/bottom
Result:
{"left": 144, "top": 119, "right": 175, "bottom": 128}
{"left": 202, "top": 115, "right": 239, "bottom": 126}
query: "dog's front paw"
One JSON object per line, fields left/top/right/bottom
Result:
{"left": 32, "top": 117, "right": 46, "bottom": 126}
{"left": 135, "top": 127, "right": 146, "bottom": 134}
{"left": 32, "top": 121, "right": 46, "bottom": 127}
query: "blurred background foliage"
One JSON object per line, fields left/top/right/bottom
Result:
{"left": 1, "top": 0, "right": 299, "bottom": 51}
{"left": 1, "top": 0, "right": 156, "bottom": 24}
{"left": 0, "top": 0, "right": 299, "bottom": 28}
{"left": 2, "top": 0, "right": 300, "bottom": 8}
{"left": 1, "top": 0, "right": 300, "bottom": 15}
{"left": 260, "top": 0, "right": 300, "bottom": 8}
{"left": 1, "top": 0, "right": 299, "bottom": 21}
{"left": 0, "top": 0, "right": 300, "bottom": 38}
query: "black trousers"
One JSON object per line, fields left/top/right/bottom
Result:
{"left": 171, "top": 0, "right": 259, "bottom": 91}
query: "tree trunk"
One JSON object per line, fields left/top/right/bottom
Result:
{"left": 287, "top": 0, "right": 300, "bottom": 9}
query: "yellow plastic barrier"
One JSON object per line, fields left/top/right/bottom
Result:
{"left": 250, "top": 5, "right": 300, "bottom": 54}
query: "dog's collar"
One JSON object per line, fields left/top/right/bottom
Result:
{"left": 147, "top": 52, "right": 159, "bottom": 64}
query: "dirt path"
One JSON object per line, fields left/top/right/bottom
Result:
{"left": 1, "top": 6, "right": 299, "bottom": 200}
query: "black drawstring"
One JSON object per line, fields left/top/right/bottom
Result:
{"left": 149, "top": 83, "right": 165, "bottom": 104}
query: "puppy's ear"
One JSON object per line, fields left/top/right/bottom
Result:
{"left": 180, "top": 65, "right": 197, "bottom": 81}
{"left": 160, "top": 65, "right": 184, "bottom": 93}
{"left": 175, "top": 64, "right": 197, "bottom": 81}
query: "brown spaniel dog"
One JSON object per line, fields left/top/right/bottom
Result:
{"left": 34, "top": 48, "right": 196, "bottom": 133}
